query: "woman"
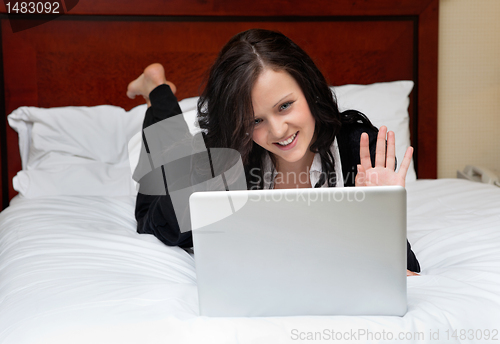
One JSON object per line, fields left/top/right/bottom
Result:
{"left": 128, "top": 29, "right": 420, "bottom": 274}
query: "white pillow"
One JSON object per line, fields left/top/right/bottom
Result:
{"left": 331, "top": 81, "right": 416, "bottom": 182}
{"left": 8, "top": 81, "right": 414, "bottom": 198}
{"left": 8, "top": 104, "right": 146, "bottom": 197}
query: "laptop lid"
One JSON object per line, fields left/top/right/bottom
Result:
{"left": 190, "top": 186, "right": 407, "bottom": 317}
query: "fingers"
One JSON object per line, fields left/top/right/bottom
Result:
{"left": 355, "top": 164, "right": 366, "bottom": 187}
{"left": 397, "top": 146, "right": 414, "bottom": 181}
{"left": 359, "top": 126, "right": 406, "bottom": 185}
{"left": 359, "top": 133, "right": 372, "bottom": 171}
{"left": 375, "top": 126, "right": 387, "bottom": 167}
{"left": 386, "top": 130, "right": 396, "bottom": 171}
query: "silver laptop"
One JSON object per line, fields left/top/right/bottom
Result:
{"left": 189, "top": 186, "right": 407, "bottom": 317}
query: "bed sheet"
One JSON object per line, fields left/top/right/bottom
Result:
{"left": 0, "top": 179, "right": 499, "bottom": 344}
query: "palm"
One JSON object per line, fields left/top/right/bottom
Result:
{"left": 355, "top": 126, "right": 413, "bottom": 188}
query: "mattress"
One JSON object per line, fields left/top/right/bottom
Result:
{"left": 1, "top": 179, "right": 499, "bottom": 343}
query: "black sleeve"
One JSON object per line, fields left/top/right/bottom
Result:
{"left": 407, "top": 240, "right": 421, "bottom": 273}
{"left": 134, "top": 84, "right": 193, "bottom": 248}
{"left": 337, "top": 122, "right": 421, "bottom": 273}
{"left": 337, "top": 122, "right": 378, "bottom": 187}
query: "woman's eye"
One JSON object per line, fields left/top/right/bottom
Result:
{"left": 254, "top": 118, "right": 262, "bottom": 125}
{"left": 279, "top": 101, "right": 293, "bottom": 111}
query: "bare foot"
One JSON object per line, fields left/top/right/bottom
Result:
{"left": 127, "top": 63, "right": 177, "bottom": 106}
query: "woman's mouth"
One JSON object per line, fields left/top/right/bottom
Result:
{"left": 273, "top": 132, "right": 298, "bottom": 150}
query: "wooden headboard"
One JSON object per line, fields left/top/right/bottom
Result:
{"left": 0, "top": 0, "right": 438, "bottom": 210}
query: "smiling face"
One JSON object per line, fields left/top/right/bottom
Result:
{"left": 251, "top": 68, "right": 316, "bottom": 171}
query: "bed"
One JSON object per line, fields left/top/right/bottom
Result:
{"left": 1, "top": 1, "right": 500, "bottom": 343}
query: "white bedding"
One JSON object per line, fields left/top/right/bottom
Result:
{"left": 1, "top": 179, "right": 499, "bottom": 344}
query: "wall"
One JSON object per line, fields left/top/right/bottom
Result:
{"left": 438, "top": 0, "right": 500, "bottom": 178}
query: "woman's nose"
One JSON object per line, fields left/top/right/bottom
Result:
{"left": 268, "top": 116, "right": 287, "bottom": 140}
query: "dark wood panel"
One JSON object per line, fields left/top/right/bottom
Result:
{"left": 0, "top": 22, "right": 5, "bottom": 211}
{"left": 3, "top": 19, "right": 414, "bottom": 112}
{"left": 2, "top": 18, "right": 416, "bottom": 203}
{"left": 211, "top": 0, "right": 431, "bottom": 17}
{"left": 0, "top": 0, "right": 436, "bottom": 17}
{"left": 0, "top": 0, "right": 439, "bottom": 208}
{"left": 417, "top": 0, "right": 438, "bottom": 179}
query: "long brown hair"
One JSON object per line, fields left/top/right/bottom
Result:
{"left": 197, "top": 29, "right": 370, "bottom": 189}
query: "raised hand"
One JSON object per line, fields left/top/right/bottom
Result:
{"left": 355, "top": 126, "right": 413, "bottom": 187}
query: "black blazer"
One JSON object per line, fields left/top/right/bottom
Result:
{"left": 135, "top": 84, "right": 421, "bottom": 272}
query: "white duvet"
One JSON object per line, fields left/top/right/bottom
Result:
{"left": 0, "top": 179, "right": 499, "bottom": 344}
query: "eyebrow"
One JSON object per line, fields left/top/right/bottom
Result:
{"left": 273, "top": 93, "right": 292, "bottom": 108}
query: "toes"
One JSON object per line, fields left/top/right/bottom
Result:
{"left": 126, "top": 74, "right": 144, "bottom": 99}
{"left": 126, "top": 91, "right": 136, "bottom": 99}
{"left": 126, "top": 82, "right": 137, "bottom": 99}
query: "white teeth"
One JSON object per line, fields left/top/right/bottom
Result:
{"left": 277, "top": 132, "right": 297, "bottom": 146}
